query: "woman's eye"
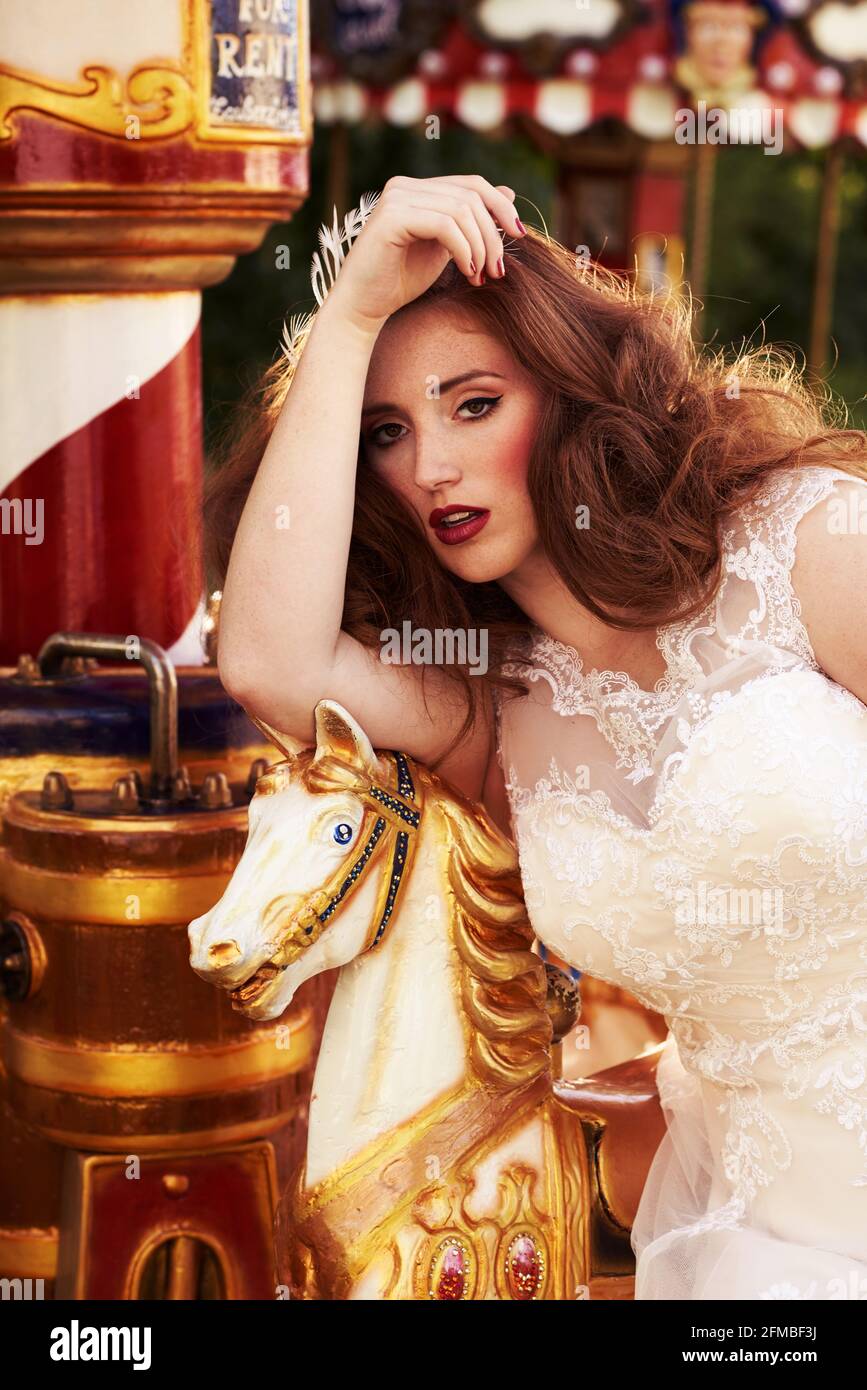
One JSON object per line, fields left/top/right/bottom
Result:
{"left": 369, "top": 421, "right": 407, "bottom": 449}
{"left": 367, "top": 395, "right": 502, "bottom": 451}
{"left": 332, "top": 821, "right": 355, "bottom": 846}
{"left": 458, "top": 391, "right": 505, "bottom": 417}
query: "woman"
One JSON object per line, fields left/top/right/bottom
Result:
{"left": 206, "top": 175, "right": 867, "bottom": 1300}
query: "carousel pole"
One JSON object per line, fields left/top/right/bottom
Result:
{"left": 0, "top": 0, "right": 311, "bottom": 665}
{"left": 689, "top": 141, "right": 717, "bottom": 340}
{"left": 808, "top": 143, "right": 844, "bottom": 377}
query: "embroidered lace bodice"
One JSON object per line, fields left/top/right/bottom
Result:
{"left": 495, "top": 464, "right": 867, "bottom": 1300}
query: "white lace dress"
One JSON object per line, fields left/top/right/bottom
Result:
{"left": 495, "top": 465, "right": 867, "bottom": 1301}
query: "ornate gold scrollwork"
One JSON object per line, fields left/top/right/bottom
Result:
{"left": 0, "top": 61, "right": 195, "bottom": 142}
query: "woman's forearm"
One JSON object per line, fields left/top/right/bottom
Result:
{"left": 217, "top": 294, "right": 385, "bottom": 705}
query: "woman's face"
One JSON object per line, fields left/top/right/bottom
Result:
{"left": 360, "top": 302, "right": 545, "bottom": 584}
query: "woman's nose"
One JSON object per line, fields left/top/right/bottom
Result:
{"left": 413, "top": 443, "right": 462, "bottom": 491}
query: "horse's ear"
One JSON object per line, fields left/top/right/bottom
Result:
{"left": 248, "top": 714, "right": 306, "bottom": 761}
{"left": 312, "top": 700, "right": 380, "bottom": 777}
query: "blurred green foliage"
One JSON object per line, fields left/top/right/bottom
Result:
{"left": 202, "top": 122, "right": 866, "bottom": 458}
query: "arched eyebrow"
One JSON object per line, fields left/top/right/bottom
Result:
{"left": 361, "top": 370, "right": 507, "bottom": 417}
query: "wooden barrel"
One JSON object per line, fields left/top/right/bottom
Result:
{"left": 0, "top": 777, "right": 323, "bottom": 1155}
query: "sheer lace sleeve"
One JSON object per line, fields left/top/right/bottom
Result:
{"left": 717, "top": 463, "right": 867, "bottom": 670}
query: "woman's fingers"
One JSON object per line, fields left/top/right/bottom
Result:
{"left": 382, "top": 173, "right": 525, "bottom": 283}
{"left": 425, "top": 173, "right": 524, "bottom": 239}
{"left": 445, "top": 186, "right": 507, "bottom": 281}
{"left": 379, "top": 181, "right": 479, "bottom": 278}
{"left": 380, "top": 203, "right": 476, "bottom": 279}
{"left": 405, "top": 188, "right": 499, "bottom": 283}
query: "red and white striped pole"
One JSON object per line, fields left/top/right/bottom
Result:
{"left": 0, "top": 291, "right": 204, "bottom": 663}
{"left": 0, "top": 0, "right": 311, "bottom": 666}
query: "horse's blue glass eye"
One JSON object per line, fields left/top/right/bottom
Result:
{"left": 333, "top": 822, "right": 354, "bottom": 845}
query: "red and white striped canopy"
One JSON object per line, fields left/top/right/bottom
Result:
{"left": 311, "top": 1, "right": 867, "bottom": 149}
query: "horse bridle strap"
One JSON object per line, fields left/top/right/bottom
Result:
{"left": 270, "top": 750, "right": 422, "bottom": 967}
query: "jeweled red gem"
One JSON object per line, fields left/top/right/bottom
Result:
{"left": 435, "top": 1243, "right": 466, "bottom": 1300}
{"left": 508, "top": 1235, "right": 541, "bottom": 1299}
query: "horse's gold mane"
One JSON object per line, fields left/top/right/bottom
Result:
{"left": 433, "top": 771, "right": 553, "bottom": 1089}
{"left": 260, "top": 745, "right": 553, "bottom": 1090}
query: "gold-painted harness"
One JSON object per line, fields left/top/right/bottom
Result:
{"left": 269, "top": 750, "right": 423, "bottom": 967}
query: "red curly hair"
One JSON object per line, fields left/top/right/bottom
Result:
{"left": 203, "top": 227, "right": 867, "bottom": 760}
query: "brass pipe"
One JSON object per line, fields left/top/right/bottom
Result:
{"left": 36, "top": 631, "right": 178, "bottom": 799}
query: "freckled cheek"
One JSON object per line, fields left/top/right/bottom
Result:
{"left": 487, "top": 412, "right": 537, "bottom": 490}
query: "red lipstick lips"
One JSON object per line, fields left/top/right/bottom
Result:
{"left": 429, "top": 505, "right": 491, "bottom": 546}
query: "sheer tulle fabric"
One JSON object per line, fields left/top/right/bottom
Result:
{"left": 495, "top": 465, "right": 867, "bottom": 1300}
{"left": 631, "top": 1035, "right": 867, "bottom": 1299}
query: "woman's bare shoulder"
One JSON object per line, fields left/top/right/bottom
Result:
{"left": 788, "top": 470, "right": 867, "bottom": 704}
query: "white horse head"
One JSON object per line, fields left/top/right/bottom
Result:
{"left": 188, "top": 699, "right": 413, "bottom": 1022}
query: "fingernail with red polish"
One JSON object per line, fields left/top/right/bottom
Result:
{"left": 497, "top": 256, "right": 505, "bottom": 277}
{"left": 516, "top": 219, "right": 527, "bottom": 235}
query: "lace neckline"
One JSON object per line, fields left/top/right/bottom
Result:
{"left": 504, "top": 466, "right": 854, "bottom": 784}
{"left": 515, "top": 612, "right": 707, "bottom": 785}
{"left": 520, "top": 465, "right": 849, "bottom": 719}
{"left": 527, "top": 618, "right": 691, "bottom": 705}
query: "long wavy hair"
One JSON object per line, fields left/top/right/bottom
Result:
{"left": 204, "top": 226, "right": 867, "bottom": 764}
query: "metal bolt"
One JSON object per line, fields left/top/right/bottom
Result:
{"left": 41, "top": 771, "right": 73, "bottom": 811}
{"left": 0, "top": 919, "right": 31, "bottom": 1002}
{"left": 15, "top": 654, "right": 40, "bottom": 682}
{"left": 110, "top": 773, "right": 141, "bottom": 812}
{"left": 199, "top": 771, "right": 232, "bottom": 810}
{"left": 245, "top": 758, "right": 269, "bottom": 797}
{"left": 172, "top": 765, "right": 192, "bottom": 802}
{"left": 59, "top": 655, "right": 87, "bottom": 677}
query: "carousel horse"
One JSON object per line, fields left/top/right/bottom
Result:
{"left": 188, "top": 699, "right": 666, "bottom": 1300}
